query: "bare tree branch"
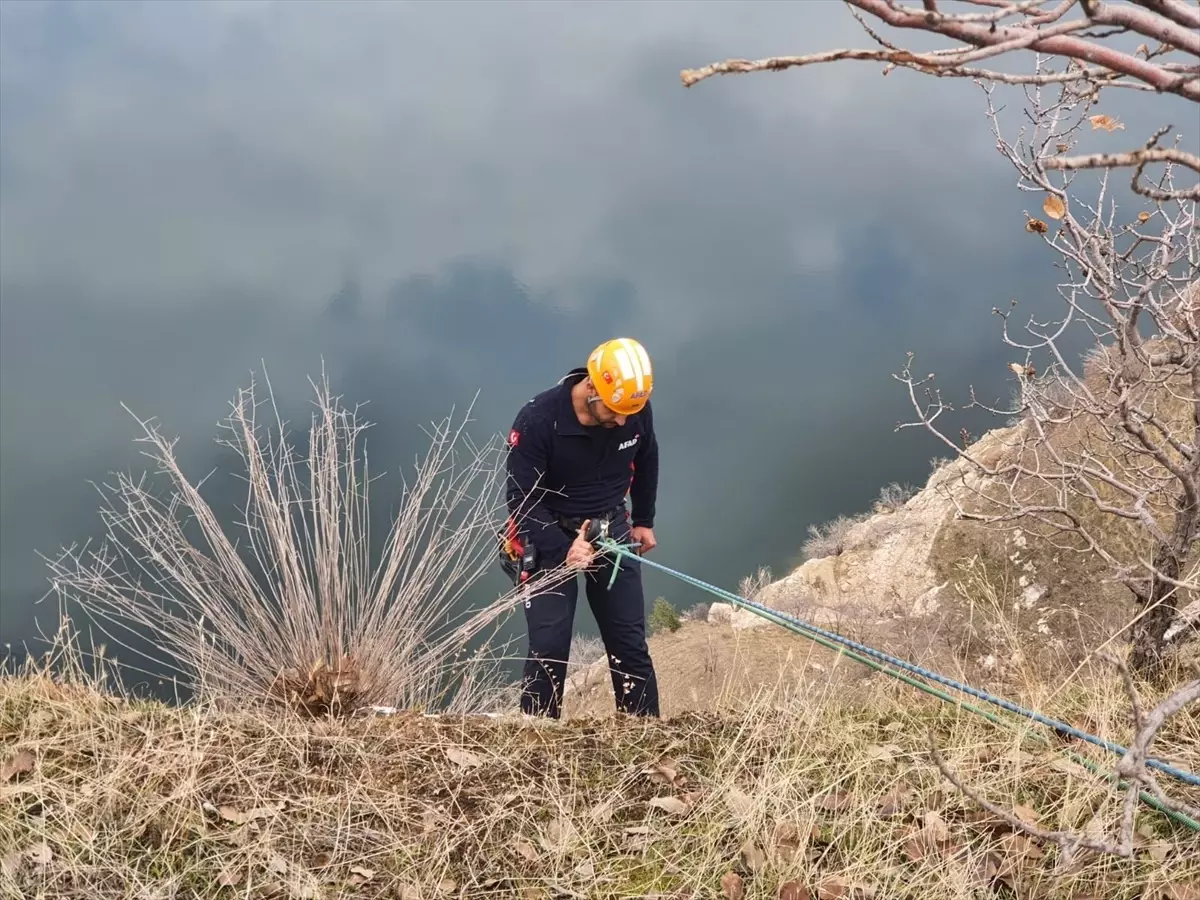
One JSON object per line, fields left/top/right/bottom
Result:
{"left": 1132, "top": 0, "right": 1200, "bottom": 31}
{"left": 680, "top": 0, "right": 1200, "bottom": 201}
{"left": 681, "top": 1, "right": 1200, "bottom": 101}
{"left": 930, "top": 650, "right": 1200, "bottom": 866}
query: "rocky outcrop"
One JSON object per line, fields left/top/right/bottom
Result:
{"left": 730, "top": 427, "right": 1019, "bottom": 645}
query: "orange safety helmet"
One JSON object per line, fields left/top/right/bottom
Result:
{"left": 586, "top": 338, "right": 654, "bottom": 416}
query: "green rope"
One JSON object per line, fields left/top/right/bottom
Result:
{"left": 598, "top": 539, "right": 1200, "bottom": 833}
{"left": 750, "top": 597, "right": 1198, "bottom": 832}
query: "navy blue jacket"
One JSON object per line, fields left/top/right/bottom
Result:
{"left": 505, "top": 367, "right": 659, "bottom": 558}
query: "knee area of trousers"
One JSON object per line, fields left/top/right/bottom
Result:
{"left": 604, "top": 644, "right": 654, "bottom": 670}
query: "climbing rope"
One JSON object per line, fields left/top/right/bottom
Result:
{"left": 596, "top": 538, "right": 1200, "bottom": 804}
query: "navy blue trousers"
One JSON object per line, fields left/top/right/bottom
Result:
{"left": 520, "top": 516, "right": 660, "bottom": 719}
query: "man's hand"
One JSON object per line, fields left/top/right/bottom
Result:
{"left": 566, "top": 519, "right": 596, "bottom": 569}
{"left": 630, "top": 525, "right": 656, "bottom": 555}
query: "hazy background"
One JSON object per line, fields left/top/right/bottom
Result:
{"left": 3, "top": 0, "right": 1194, "bottom": 694}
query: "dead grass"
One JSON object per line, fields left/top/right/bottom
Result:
{"left": 3, "top": 638, "right": 1198, "bottom": 900}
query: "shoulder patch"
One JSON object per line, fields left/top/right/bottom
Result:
{"left": 508, "top": 429, "right": 520, "bottom": 447}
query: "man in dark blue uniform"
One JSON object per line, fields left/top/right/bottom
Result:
{"left": 503, "top": 337, "right": 661, "bottom": 719}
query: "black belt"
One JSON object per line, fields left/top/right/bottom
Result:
{"left": 555, "top": 504, "right": 625, "bottom": 536}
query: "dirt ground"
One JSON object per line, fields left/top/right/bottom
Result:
{"left": 562, "top": 619, "right": 876, "bottom": 720}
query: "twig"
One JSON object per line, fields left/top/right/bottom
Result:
{"left": 930, "top": 653, "right": 1200, "bottom": 866}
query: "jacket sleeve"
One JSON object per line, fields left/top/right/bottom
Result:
{"left": 629, "top": 401, "right": 659, "bottom": 529}
{"left": 505, "top": 404, "right": 573, "bottom": 558}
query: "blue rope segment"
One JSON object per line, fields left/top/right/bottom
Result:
{"left": 598, "top": 538, "right": 1200, "bottom": 788}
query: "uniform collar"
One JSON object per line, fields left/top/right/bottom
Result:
{"left": 555, "top": 367, "right": 589, "bottom": 436}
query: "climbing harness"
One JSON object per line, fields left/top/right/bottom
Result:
{"left": 595, "top": 537, "right": 1200, "bottom": 831}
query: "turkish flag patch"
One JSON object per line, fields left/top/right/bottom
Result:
{"left": 508, "top": 429, "right": 520, "bottom": 447}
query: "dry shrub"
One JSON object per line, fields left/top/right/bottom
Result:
{"left": 738, "top": 565, "right": 773, "bottom": 601}
{"left": 875, "top": 481, "right": 918, "bottom": 512}
{"left": 802, "top": 513, "right": 867, "bottom": 561}
{"left": 37, "top": 367, "right": 575, "bottom": 718}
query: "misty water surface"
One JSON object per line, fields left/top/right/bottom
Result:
{"left": 2, "top": 1, "right": 1194, "bottom": 694}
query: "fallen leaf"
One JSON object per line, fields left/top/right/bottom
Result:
{"left": 1143, "top": 839, "right": 1172, "bottom": 863}
{"left": 642, "top": 756, "right": 680, "bottom": 785}
{"left": 900, "top": 825, "right": 932, "bottom": 862}
{"left": 968, "top": 852, "right": 1002, "bottom": 891}
{"left": 0, "top": 851, "right": 22, "bottom": 879}
{"left": 648, "top": 795, "right": 690, "bottom": 816}
{"left": 395, "top": 884, "right": 424, "bottom": 900}
{"left": 436, "top": 878, "right": 457, "bottom": 894}
{"left": 816, "top": 790, "right": 853, "bottom": 812}
{"left": 874, "top": 788, "right": 911, "bottom": 818}
{"left": 725, "top": 786, "right": 754, "bottom": 818}
{"left": 816, "top": 875, "right": 875, "bottom": 899}
{"left": 589, "top": 799, "right": 614, "bottom": 823}
{"left": 219, "top": 801, "right": 284, "bottom": 825}
{"left": 514, "top": 839, "right": 538, "bottom": 862}
{"left": 1155, "top": 883, "right": 1200, "bottom": 900}
{"left": 26, "top": 843, "right": 52, "bottom": 866}
{"left": 348, "top": 865, "right": 375, "bottom": 885}
{"left": 264, "top": 852, "right": 289, "bottom": 876}
{"left": 1, "top": 749, "right": 34, "bottom": 783}
{"left": 444, "top": 747, "right": 482, "bottom": 769}
{"left": 1138, "top": 211, "right": 1151, "bottom": 223}
{"left": 573, "top": 861, "right": 595, "bottom": 879}
{"left": 996, "top": 833, "right": 1044, "bottom": 879}
{"left": 216, "top": 867, "right": 243, "bottom": 887}
{"left": 1089, "top": 114, "right": 1125, "bottom": 131}
{"left": 864, "top": 744, "right": 900, "bottom": 762}
{"left": 1043, "top": 194, "right": 1066, "bottom": 220}
{"left": 922, "top": 811, "right": 951, "bottom": 844}
{"left": 779, "top": 881, "right": 812, "bottom": 900}
{"left": 1026, "top": 216, "right": 1048, "bottom": 234}
{"left": 1012, "top": 803, "right": 1039, "bottom": 827}
{"left": 740, "top": 838, "right": 767, "bottom": 873}
{"left": 1048, "top": 757, "right": 1091, "bottom": 779}
{"left": 721, "top": 871, "right": 745, "bottom": 900}
{"left": 771, "top": 821, "right": 803, "bottom": 863}
{"left": 542, "top": 817, "right": 578, "bottom": 853}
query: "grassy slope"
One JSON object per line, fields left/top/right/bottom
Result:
{"left": 4, "top": 347, "right": 1198, "bottom": 899}
{"left": 3, "top": 667, "right": 1198, "bottom": 900}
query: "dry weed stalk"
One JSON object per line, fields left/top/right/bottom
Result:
{"left": 678, "top": 0, "right": 1200, "bottom": 679}
{"left": 930, "top": 650, "right": 1199, "bottom": 869}
{"left": 38, "top": 367, "right": 575, "bottom": 717}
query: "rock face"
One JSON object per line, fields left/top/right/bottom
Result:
{"left": 745, "top": 428, "right": 1016, "bottom": 645}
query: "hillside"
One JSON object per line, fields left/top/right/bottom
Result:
{"left": 5, "top": 350, "right": 1199, "bottom": 899}
{"left": 3, "top": 665, "right": 1199, "bottom": 900}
